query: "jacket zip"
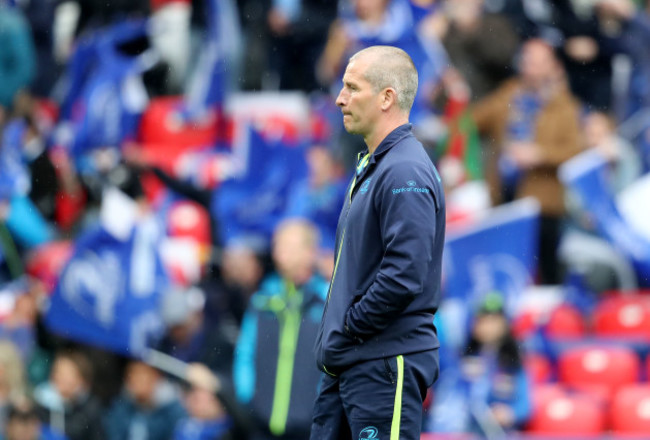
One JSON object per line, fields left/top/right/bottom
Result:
{"left": 320, "top": 153, "right": 369, "bottom": 376}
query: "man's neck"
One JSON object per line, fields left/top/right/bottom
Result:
{"left": 364, "top": 116, "right": 409, "bottom": 155}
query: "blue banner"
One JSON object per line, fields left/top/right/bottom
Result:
{"left": 443, "top": 198, "right": 540, "bottom": 313}
{"left": 183, "top": 0, "right": 241, "bottom": 120}
{"left": 56, "top": 19, "right": 151, "bottom": 163}
{"left": 45, "top": 221, "right": 168, "bottom": 356}
{"left": 212, "top": 126, "right": 307, "bottom": 250}
{"left": 559, "top": 150, "right": 650, "bottom": 285}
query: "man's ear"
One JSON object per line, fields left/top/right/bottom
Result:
{"left": 381, "top": 88, "right": 397, "bottom": 111}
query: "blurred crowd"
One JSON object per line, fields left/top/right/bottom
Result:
{"left": 1, "top": 0, "right": 650, "bottom": 439}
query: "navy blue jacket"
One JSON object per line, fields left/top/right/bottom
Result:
{"left": 315, "top": 124, "right": 445, "bottom": 376}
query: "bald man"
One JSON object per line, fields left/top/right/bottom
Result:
{"left": 311, "top": 46, "right": 446, "bottom": 440}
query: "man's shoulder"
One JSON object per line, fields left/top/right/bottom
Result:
{"left": 382, "top": 138, "right": 435, "bottom": 175}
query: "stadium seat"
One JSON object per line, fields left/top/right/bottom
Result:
{"left": 525, "top": 353, "right": 553, "bottom": 384}
{"left": 545, "top": 303, "right": 586, "bottom": 338}
{"left": 557, "top": 345, "right": 640, "bottom": 400}
{"left": 610, "top": 384, "right": 650, "bottom": 434}
{"left": 528, "top": 390, "right": 605, "bottom": 434}
{"left": 593, "top": 295, "right": 650, "bottom": 340}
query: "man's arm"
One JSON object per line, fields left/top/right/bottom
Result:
{"left": 345, "top": 161, "right": 440, "bottom": 339}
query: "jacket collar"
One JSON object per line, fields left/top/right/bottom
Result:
{"left": 361, "top": 123, "right": 413, "bottom": 164}
{"left": 354, "top": 123, "right": 413, "bottom": 184}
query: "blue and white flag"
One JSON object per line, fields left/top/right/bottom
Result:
{"left": 0, "top": 119, "right": 30, "bottom": 200}
{"left": 212, "top": 126, "right": 307, "bottom": 250}
{"left": 55, "top": 19, "right": 153, "bottom": 166}
{"left": 183, "top": 0, "right": 241, "bottom": 121}
{"left": 45, "top": 220, "right": 168, "bottom": 356}
{"left": 443, "top": 198, "right": 540, "bottom": 312}
{"left": 559, "top": 150, "right": 650, "bottom": 285}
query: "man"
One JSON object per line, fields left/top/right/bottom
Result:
{"left": 471, "top": 38, "right": 582, "bottom": 284}
{"left": 234, "top": 219, "right": 328, "bottom": 439}
{"left": 3, "top": 399, "right": 67, "bottom": 440}
{"left": 311, "top": 46, "right": 446, "bottom": 440}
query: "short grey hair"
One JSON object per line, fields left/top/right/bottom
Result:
{"left": 349, "top": 46, "right": 419, "bottom": 113}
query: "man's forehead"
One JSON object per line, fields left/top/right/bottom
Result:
{"left": 343, "top": 59, "right": 368, "bottom": 81}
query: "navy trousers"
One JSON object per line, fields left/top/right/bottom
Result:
{"left": 310, "top": 350, "right": 439, "bottom": 440}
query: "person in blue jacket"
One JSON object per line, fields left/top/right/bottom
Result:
{"left": 458, "top": 294, "right": 532, "bottom": 434}
{"left": 2, "top": 399, "right": 68, "bottom": 440}
{"left": 234, "top": 219, "right": 328, "bottom": 440}
{"left": 311, "top": 45, "right": 446, "bottom": 440}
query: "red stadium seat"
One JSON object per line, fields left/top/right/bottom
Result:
{"left": 610, "top": 384, "right": 650, "bottom": 434}
{"left": 528, "top": 390, "right": 606, "bottom": 434}
{"left": 545, "top": 303, "right": 586, "bottom": 338}
{"left": 557, "top": 345, "right": 640, "bottom": 400}
{"left": 525, "top": 353, "right": 553, "bottom": 384}
{"left": 593, "top": 295, "right": 650, "bottom": 340}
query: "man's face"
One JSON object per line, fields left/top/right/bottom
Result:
{"left": 336, "top": 58, "right": 382, "bottom": 137}
{"left": 6, "top": 417, "right": 40, "bottom": 440}
{"left": 520, "top": 41, "right": 556, "bottom": 90}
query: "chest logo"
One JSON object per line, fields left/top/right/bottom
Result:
{"left": 407, "top": 180, "right": 416, "bottom": 187}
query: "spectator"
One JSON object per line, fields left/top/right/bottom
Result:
{"left": 104, "top": 361, "right": 186, "bottom": 440}
{"left": 484, "top": 0, "right": 559, "bottom": 41}
{"left": 552, "top": 0, "right": 621, "bottom": 111}
{"left": 267, "top": 0, "right": 338, "bottom": 91}
{"left": 33, "top": 349, "right": 104, "bottom": 440}
{"left": 156, "top": 285, "right": 236, "bottom": 378}
{"left": 173, "top": 382, "right": 232, "bottom": 440}
{"left": 597, "top": 0, "right": 650, "bottom": 120}
{"left": 471, "top": 38, "right": 583, "bottom": 284}
{"left": 460, "top": 294, "right": 532, "bottom": 434}
{"left": 233, "top": 219, "right": 327, "bottom": 439}
{"left": 0, "top": 341, "right": 27, "bottom": 432}
{"left": 439, "top": 0, "right": 520, "bottom": 101}
{"left": 0, "top": 2, "right": 36, "bottom": 112}
{"left": 582, "top": 110, "right": 641, "bottom": 192}
{"left": 16, "top": 0, "right": 60, "bottom": 98}
{"left": 2, "top": 397, "right": 67, "bottom": 440}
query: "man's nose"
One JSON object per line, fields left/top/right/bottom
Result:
{"left": 336, "top": 88, "right": 347, "bottom": 107}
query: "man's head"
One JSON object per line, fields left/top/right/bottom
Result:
{"left": 51, "top": 349, "right": 93, "bottom": 402}
{"left": 5, "top": 399, "right": 40, "bottom": 440}
{"left": 272, "top": 218, "right": 319, "bottom": 285}
{"left": 125, "top": 361, "right": 162, "bottom": 408}
{"left": 336, "top": 46, "right": 418, "bottom": 140}
{"left": 354, "top": 0, "right": 390, "bottom": 21}
{"left": 518, "top": 39, "right": 561, "bottom": 91}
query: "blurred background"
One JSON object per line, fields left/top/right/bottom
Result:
{"left": 1, "top": 0, "right": 650, "bottom": 439}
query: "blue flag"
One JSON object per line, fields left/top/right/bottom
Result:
{"left": 559, "top": 151, "right": 650, "bottom": 285}
{"left": 45, "top": 221, "right": 168, "bottom": 356}
{"left": 0, "top": 119, "right": 30, "bottom": 200}
{"left": 56, "top": 19, "right": 152, "bottom": 166}
{"left": 443, "top": 198, "right": 540, "bottom": 312}
{"left": 212, "top": 126, "right": 307, "bottom": 249}
{"left": 183, "top": 0, "right": 241, "bottom": 121}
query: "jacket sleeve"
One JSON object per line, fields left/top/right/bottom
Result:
{"left": 345, "top": 161, "right": 440, "bottom": 339}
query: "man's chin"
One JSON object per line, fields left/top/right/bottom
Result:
{"left": 343, "top": 122, "right": 361, "bottom": 135}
